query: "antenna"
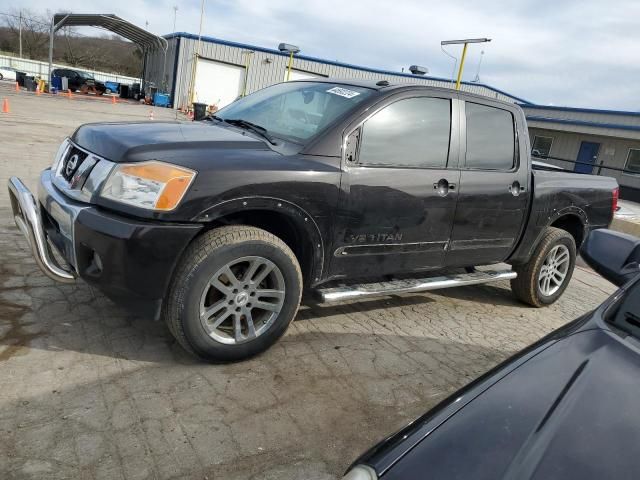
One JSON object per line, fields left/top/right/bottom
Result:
{"left": 472, "top": 50, "right": 485, "bottom": 83}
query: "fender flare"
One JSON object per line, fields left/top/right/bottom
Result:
{"left": 535, "top": 206, "right": 589, "bottom": 251}
{"left": 193, "top": 196, "right": 325, "bottom": 282}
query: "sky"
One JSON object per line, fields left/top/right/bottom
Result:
{"left": 10, "top": 0, "right": 640, "bottom": 110}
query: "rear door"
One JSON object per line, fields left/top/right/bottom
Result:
{"left": 445, "top": 100, "right": 530, "bottom": 267}
{"left": 330, "top": 90, "right": 461, "bottom": 278}
{"left": 575, "top": 141, "right": 600, "bottom": 174}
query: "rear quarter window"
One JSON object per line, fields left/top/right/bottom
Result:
{"left": 465, "top": 102, "right": 515, "bottom": 170}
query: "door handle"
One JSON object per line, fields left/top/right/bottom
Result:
{"left": 433, "top": 179, "right": 455, "bottom": 196}
{"left": 509, "top": 181, "right": 525, "bottom": 196}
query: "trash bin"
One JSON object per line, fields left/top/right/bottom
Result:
{"left": 193, "top": 102, "right": 207, "bottom": 121}
{"left": 51, "top": 76, "right": 63, "bottom": 91}
{"left": 119, "top": 85, "right": 130, "bottom": 99}
{"left": 153, "top": 92, "right": 171, "bottom": 107}
{"left": 24, "top": 76, "right": 37, "bottom": 92}
{"left": 16, "top": 71, "right": 26, "bottom": 87}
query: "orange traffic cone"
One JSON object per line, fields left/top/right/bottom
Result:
{"left": 2, "top": 99, "right": 10, "bottom": 114}
{"left": 15, "top": 82, "right": 19, "bottom": 92}
{"left": 36, "top": 85, "right": 41, "bottom": 96}
{"left": 67, "top": 89, "right": 73, "bottom": 99}
{"left": 148, "top": 109, "right": 154, "bottom": 121}
{"left": 111, "top": 95, "right": 117, "bottom": 104}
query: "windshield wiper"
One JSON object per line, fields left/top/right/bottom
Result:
{"left": 224, "top": 119, "right": 277, "bottom": 145}
{"left": 204, "top": 114, "right": 225, "bottom": 122}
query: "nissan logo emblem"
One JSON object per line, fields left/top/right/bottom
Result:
{"left": 65, "top": 154, "right": 80, "bottom": 177}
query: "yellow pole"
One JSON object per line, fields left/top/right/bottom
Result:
{"left": 455, "top": 42, "right": 469, "bottom": 90}
{"left": 286, "top": 51, "right": 294, "bottom": 81}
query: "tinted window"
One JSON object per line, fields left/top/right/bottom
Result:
{"left": 359, "top": 97, "right": 451, "bottom": 168}
{"left": 465, "top": 102, "right": 515, "bottom": 170}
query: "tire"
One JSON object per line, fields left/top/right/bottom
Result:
{"left": 0, "top": 73, "right": 3, "bottom": 81}
{"left": 105, "top": 88, "right": 112, "bottom": 95}
{"left": 164, "top": 225, "right": 303, "bottom": 362}
{"left": 511, "top": 227, "right": 576, "bottom": 307}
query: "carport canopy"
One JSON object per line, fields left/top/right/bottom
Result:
{"left": 48, "top": 13, "right": 168, "bottom": 86}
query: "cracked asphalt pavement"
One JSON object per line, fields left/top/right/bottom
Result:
{"left": 0, "top": 86, "right": 617, "bottom": 479}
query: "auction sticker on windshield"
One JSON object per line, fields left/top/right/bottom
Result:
{"left": 326, "top": 87, "right": 361, "bottom": 99}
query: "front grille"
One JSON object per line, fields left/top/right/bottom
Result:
{"left": 61, "top": 146, "right": 89, "bottom": 182}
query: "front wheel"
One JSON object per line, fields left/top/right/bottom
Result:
{"left": 164, "top": 226, "right": 303, "bottom": 362}
{"left": 511, "top": 227, "right": 576, "bottom": 307}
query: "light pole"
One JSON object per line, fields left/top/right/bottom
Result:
{"left": 440, "top": 38, "right": 491, "bottom": 90}
{"left": 172, "top": 6, "right": 178, "bottom": 33}
{"left": 278, "top": 43, "right": 300, "bottom": 81}
{"left": 18, "top": 10, "right": 22, "bottom": 58}
{"left": 189, "top": 0, "right": 206, "bottom": 106}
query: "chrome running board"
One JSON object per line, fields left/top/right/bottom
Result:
{"left": 315, "top": 269, "right": 517, "bottom": 304}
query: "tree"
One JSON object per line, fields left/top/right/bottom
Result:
{"left": 1, "top": 9, "right": 51, "bottom": 59}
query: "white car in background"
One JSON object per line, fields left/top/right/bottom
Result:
{"left": 0, "top": 66, "right": 18, "bottom": 81}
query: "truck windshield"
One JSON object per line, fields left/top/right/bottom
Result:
{"left": 215, "top": 82, "right": 375, "bottom": 144}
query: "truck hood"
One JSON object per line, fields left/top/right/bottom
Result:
{"left": 361, "top": 325, "right": 640, "bottom": 479}
{"left": 71, "top": 121, "right": 267, "bottom": 163}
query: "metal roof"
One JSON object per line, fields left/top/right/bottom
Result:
{"left": 164, "top": 32, "right": 533, "bottom": 105}
{"left": 53, "top": 14, "right": 167, "bottom": 51}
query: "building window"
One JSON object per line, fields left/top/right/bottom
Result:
{"left": 532, "top": 136, "right": 553, "bottom": 158}
{"left": 625, "top": 149, "right": 640, "bottom": 174}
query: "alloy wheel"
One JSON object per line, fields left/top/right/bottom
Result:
{"left": 538, "top": 244, "right": 570, "bottom": 296}
{"left": 199, "top": 256, "right": 285, "bottom": 344}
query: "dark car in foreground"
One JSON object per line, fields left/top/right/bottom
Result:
{"left": 9, "top": 79, "right": 618, "bottom": 362}
{"left": 344, "top": 228, "right": 640, "bottom": 480}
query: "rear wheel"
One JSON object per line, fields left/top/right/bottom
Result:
{"left": 164, "top": 226, "right": 302, "bottom": 362}
{"left": 511, "top": 227, "right": 576, "bottom": 307}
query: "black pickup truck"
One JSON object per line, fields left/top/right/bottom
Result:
{"left": 9, "top": 79, "right": 618, "bottom": 361}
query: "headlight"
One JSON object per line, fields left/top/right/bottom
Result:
{"left": 52, "top": 138, "right": 71, "bottom": 172}
{"left": 100, "top": 161, "right": 196, "bottom": 211}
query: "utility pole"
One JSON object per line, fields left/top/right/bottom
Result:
{"left": 18, "top": 10, "right": 23, "bottom": 58}
{"left": 173, "top": 6, "right": 178, "bottom": 33}
{"left": 189, "top": 0, "right": 206, "bottom": 105}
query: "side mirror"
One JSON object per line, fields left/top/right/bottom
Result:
{"left": 581, "top": 229, "right": 640, "bottom": 286}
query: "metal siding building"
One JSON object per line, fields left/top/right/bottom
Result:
{"left": 145, "top": 32, "right": 528, "bottom": 111}
{"left": 146, "top": 32, "right": 640, "bottom": 200}
{"left": 523, "top": 105, "right": 640, "bottom": 198}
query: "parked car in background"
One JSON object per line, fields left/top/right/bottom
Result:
{"left": 51, "top": 68, "right": 106, "bottom": 95}
{"left": 0, "top": 66, "right": 18, "bottom": 81}
{"left": 9, "top": 80, "right": 619, "bottom": 362}
{"left": 344, "top": 229, "right": 640, "bottom": 480}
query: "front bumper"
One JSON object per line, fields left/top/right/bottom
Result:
{"left": 9, "top": 171, "right": 203, "bottom": 317}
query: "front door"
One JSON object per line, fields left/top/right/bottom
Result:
{"left": 446, "top": 101, "right": 530, "bottom": 267}
{"left": 330, "top": 93, "right": 460, "bottom": 279}
{"left": 575, "top": 141, "right": 600, "bottom": 174}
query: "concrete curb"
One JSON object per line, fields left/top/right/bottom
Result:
{"left": 612, "top": 217, "right": 640, "bottom": 236}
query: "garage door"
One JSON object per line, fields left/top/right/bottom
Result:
{"left": 285, "top": 69, "right": 323, "bottom": 81}
{"left": 194, "top": 58, "right": 245, "bottom": 109}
